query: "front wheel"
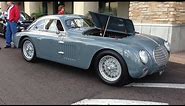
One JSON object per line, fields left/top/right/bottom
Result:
{"left": 21, "top": 38, "right": 37, "bottom": 62}
{"left": 94, "top": 50, "right": 131, "bottom": 86}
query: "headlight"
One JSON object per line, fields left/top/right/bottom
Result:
{"left": 164, "top": 41, "right": 170, "bottom": 51}
{"left": 139, "top": 50, "right": 149, "bottom": 64}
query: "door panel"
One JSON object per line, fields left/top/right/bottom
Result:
{"left": 57, "top": 36, "right": 82, "bottom": 66}
{"left": 37, "top": 31, "right": 61, "bottom": 61}
{"left": 59, "top": 37, "right": 77, "bottom": 61}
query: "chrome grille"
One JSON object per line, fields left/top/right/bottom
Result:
{"left": 154, "top": 46, "right": 169, "bottom": 66}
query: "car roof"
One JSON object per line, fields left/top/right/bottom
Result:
{"left": 39, "top": 14, "right": 86, "bottom": 20}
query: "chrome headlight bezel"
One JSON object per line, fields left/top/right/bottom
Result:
{"left": 139, "top": 50, "right": 149, "bottom": 64}
{"left": 164, "top": 41, "right": 170, "bottom": 52}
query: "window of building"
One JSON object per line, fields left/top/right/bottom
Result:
{"left": 99, "top": 2, "right": 118, "bottom": 16}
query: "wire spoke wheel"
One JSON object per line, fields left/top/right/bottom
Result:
{"left": 22, "top": 38, "right": 36, "bottom": 62}
{"left": 99, "top": 55, "right": 122, "bottom": 82}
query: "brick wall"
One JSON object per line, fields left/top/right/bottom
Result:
{"left": 129, "top": 2, "right": 185, "bottom": 24}
{"left": 174, "top": 2, "right": 185, "bottom": 24}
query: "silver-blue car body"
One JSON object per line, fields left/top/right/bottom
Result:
{"left": 14, "top": 12, "right": 170, "bottom": 86}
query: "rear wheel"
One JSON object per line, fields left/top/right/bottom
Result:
{"left": 21, "top": 38, "right": 37, "bottom": 62}
{"left": 94, "top": 50, "right": 131, "bottom": 86}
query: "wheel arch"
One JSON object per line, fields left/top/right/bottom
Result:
{"left": 18, "top": 36, "right": 30, "bottom": 48}
{"left": 19, "top": 36, "right": 37, "bottom": 62}
{"left": 90, "top": 48, "right": 128, "bottom": 71}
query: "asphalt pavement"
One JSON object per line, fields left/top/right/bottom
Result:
{"left": 0, "top": 37, "right": 185, "bottom": 105}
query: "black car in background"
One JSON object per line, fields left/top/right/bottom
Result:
{"left": 0, "top": 11, "right": 34, "bottom": 38}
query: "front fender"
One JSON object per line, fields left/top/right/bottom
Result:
{"left": 120, "top": 45, "right": 148, "bottom": 78}
{"left": 14, "top": 32, "right": 23, "bottom": 48}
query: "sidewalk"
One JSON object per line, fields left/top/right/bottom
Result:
{"left": 170, "top": 51, "right": 185, "bottom": 64}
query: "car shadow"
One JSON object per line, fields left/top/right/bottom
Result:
{"left": 36, "top": 58, "right": 96, "bottom": 77}
{"left": 36, "top": 58, "right": 185, "bottom": 85}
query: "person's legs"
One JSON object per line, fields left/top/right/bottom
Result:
{"left": 9, "top": 22, "right": 17, "bottom": 46}
{"left": 5, "top": 21, "right": 12, "bottom": 47}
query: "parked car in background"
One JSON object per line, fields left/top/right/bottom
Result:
{"left": 0, "top": 11, "right": 34, "bottom": 37}
{"left": 14, "top": 12, "right": 170, "bottom": 86}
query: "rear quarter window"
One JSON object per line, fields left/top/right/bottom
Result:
{"left": 29, "top": 19, "right": 49, "bottom": 31}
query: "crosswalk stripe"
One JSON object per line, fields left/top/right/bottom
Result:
{"left": 72, "top": 99, "right": 168, "bottom": 105}
{"left": 125, "top": 83, "right": 185, "bottom": 89}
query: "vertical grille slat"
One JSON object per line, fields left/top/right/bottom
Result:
{"left": 154, "top": 46, "right": 169, "bottom": 66}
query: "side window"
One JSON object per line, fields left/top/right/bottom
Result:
{"left": 31, "top": 19, "right": 49, "bottom": 31}
{"left": 45, "top": 19, "right": 64, "bottom": 32}
{"left": 46, "top": 19, "right": 57, "bottom": 32}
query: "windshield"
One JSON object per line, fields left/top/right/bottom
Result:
{"left": 65, "top": 18, "right": 94, "bottom": 29}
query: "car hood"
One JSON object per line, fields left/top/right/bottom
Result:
{"left": 89, "top": 11, "right": 135, "bottom": 34}
{"left": 122, "top": 34, "right": 164, "bottom": 50}
{"left": 89, "top": 33, "right": 165, "bottom": 54}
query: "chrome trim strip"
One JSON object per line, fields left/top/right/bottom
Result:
{"left": 58, "top": 51, "right": 64, "bottom": 55}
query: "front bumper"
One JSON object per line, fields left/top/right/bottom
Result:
{"left": 140, "top": 64, "right": 167, "bottom": 78}
{"left": 129, "top": 63, "right": 168, "bottom": 79}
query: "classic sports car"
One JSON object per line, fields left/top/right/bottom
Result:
{"left": 14, "top": 12, "right": 170, "bottom": 86}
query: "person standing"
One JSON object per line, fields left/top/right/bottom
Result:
{"left": 4, "top": 1, "right": 20, "bottom": 48}
{"left": 58, "top": 5, "right": 65, "bottom": 15}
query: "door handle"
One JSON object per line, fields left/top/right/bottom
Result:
{"left": 58, "top": 41, "right": 64, "bottom": 44}
{"left": 58, "top": 51, "right": 64, "bottom": 55}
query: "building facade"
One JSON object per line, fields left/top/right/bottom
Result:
{"left": 129, "top": 2, "right": 185, "bottom": 53}
{"left": 0, "top": 1, "right": 185, "bottom": 53}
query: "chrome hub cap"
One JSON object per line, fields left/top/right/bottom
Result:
{"left": 23, "top": 40, "right": 34, "bottom": 60}
{"left": 99, "top": 55, "right": 122, "bottom": 82}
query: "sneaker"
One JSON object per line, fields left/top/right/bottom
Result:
{"left": 4, "top": 45, "right": 11, "bottom": 48}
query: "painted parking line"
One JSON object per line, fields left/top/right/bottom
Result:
{"left": 125, "top": 83, "right": 185, "bottom": 89}
{"left": 72, "top": 99, "right": 168, "bottom": 105}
